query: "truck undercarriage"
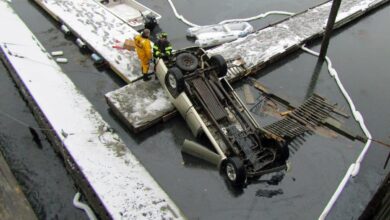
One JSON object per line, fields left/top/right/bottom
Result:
{"left": 162, "top": 48, "right": 289, "bottom": 187}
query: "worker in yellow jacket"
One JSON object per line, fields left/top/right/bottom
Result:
{"left": 134, "top": 29, "right": 153, "bottom": 81}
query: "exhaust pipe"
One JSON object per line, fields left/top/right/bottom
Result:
{"left": 182, "top": 139, "right": 222, "bottom": 167}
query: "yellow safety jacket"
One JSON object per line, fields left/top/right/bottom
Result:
{"left": 134, "top": 34, "right": 152, "bottom": 63}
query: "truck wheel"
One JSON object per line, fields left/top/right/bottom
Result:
{"left": 266, "top": 139, "right": 290, "bottom": 162}
{"left": 176, "top": 52, "right": 199, "bottom": 72}
{"left": 209, "top": 55, "right": 228, "bottom": 78}
{"left": 165, "top": 67, "right": 184, "bottom": 96}
{"left": 223, "top": 157, "right": 246, "bottom": 187}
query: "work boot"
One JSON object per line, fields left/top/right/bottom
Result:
{"left": 143, "top": 74, "right": 151, "bottom": 81}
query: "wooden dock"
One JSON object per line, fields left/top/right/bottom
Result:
{"left": 0, "top": 150, "right": 37, "bottom": 220}
{"left": 209, "top": 0, "right": 390, "bottom": 81}
{"left": 33, "top": 0, "right": 142, "bottom": 83}
{"left": 105, "top": 79, "right": 176, "bottom": 133}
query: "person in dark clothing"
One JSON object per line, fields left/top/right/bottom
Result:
{"left": 153, "top": 32, "right": 173, "bottom": 62}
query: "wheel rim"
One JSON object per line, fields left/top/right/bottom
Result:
{"left": 226, "top": 164, "right": 236, "bottom": 181}
{"left": 168, "top": 74, "right": 177, "bottom": 89}
{"left": 183, "top": 56, "right": 193, "bottom": 67}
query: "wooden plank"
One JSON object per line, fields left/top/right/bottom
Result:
{"left": 243, "top": 84, "right": 255, "bottom": 104}
{"left": 0, "top": 150, "right": 37, "bottom": 220}
{"left": 250, "top": 78, "right": 364, "bottom": 141}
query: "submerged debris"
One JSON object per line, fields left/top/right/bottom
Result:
{"left": 256, "top": 189, "right": 283, "bottom": 198}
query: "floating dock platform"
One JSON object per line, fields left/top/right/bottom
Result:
{"left": 0, "top": 1, "right": 183, "bottom": 219}
{"left": 209, "top": 0, "right": 390, "bottom": 80}
{"left": 105, "top": 79, "right": 176, "bottom": 132}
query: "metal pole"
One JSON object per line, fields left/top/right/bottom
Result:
{"left": 319, "top": 0, "right": 342, "bottom": 60}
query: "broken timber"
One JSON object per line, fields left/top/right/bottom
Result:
{"left": 251, "top": 80, "right": 365, "bottom": 142}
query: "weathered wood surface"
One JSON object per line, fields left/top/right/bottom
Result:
{"left": 0, "top": 151, "right": 37, "bottom": 220}
{"left": 209, "top": 0, "right": 390, "bottom": 81}
{"left": 34, "top": 0, "right": 142, "bottom": 83}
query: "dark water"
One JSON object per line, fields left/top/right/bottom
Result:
{"left": 1, "top": 0, "right": 389, "bottom": 220}
{"left": 0, "top": 63, "right": 87, "bottom": 219}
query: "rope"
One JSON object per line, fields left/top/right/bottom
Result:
{"left": 167, "top": 0, "right": 294, "bottom": 27}
{"left": 73, "top": 192, "right": 97, "bottom": 220}
{"left": 0, "top": 109, "right": 52, "bottom": 132}
{"left": 219, "top": 11, "right": 294, "bottom": 24}
{"left": 300, "top": 45, "right": 372, "bottom": 220}
{"left": 167, "top": 0, "right": 200, "bottom": 27}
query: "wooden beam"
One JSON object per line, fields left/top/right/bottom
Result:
{"left": 0, "top": 150, "right": 37, "bottom": 220}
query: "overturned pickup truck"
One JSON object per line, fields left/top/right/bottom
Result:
{"left": 155, "top": 47, "right": 289, "bottom": 187}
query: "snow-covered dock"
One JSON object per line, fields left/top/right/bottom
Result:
{"left": 0, "top": 1, "right": 183, "bottom": 219}
{"left": 107, "top": 0, "right": 389, "bottom": 133}
{"left": 209, "top": 0, "right": 390, "bottom": 80}
{"left": 34, "top": 0, "right": 142, "bottom": 83}
{"left": 105, "top": 79, "right": 176, "bottom": 133}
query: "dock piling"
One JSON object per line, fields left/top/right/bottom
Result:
{"left": 319, "top": 0, "right": 342, "bottom": 60}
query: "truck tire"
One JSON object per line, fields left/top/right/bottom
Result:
{"left": 265, "top": 139, "right": 290, "bottom": 162}
{"left": 165, "top": 67, "right": 184, "bottom": 96}
{"left": 209, "top": 55, "right": 228, "bottom": 78}
{"left": 176, "top": 52, "right": 199, "bottom": 72}
{"left": 222, "top": 157, "right": 247, "bottom": 187}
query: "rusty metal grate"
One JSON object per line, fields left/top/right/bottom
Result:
{"left": 264, "top": 118, "right": 309, "bottom": 139}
